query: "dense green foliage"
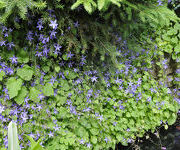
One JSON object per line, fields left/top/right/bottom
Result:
{"left": 0, "top": 0, "right": 179, "bottom": 149}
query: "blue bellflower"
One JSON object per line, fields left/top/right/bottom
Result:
{"left": 49, "top": 20, "right": 58, "bottom": 30}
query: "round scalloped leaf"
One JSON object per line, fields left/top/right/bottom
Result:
{"left": 14, "top": 87, "right": 28, "bottom": 105}
{"left": 43, "top": 83, "right": 54, "bottom": 96}
{"left": 17, "top": 65, "right": 34, "bottom": 81}
{"left": 29, "top": 87, "right": 41, "bottom": 103}
{"left": 6, "top": 77, "right": 23, "bottom": 99}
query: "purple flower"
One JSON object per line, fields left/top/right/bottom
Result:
{"left": 176, "top": 69, "right": 180, "bottom": 74}
{"left": 35, "top": 51, "right": 43, "bottom": 57}
{"left": 80, "top": 61, "right": 86, "bottom": 66}
{"left": 38, "top": 94, "right": 45, "bottom": 100}
{"left": 37, "top": 24, "right": 43, "bottom": 30}
{"left": 174, "top": 97, "right": 180, "bottom": 104}
{"left": 81, "top": 55, "right": 86, "bottom": 62}
{"left": 39, "top": 34, "right": 44, "bottom": 41}
{"left": 157, "top": 0, "right": 163, "bottom": 6}
{"left": 66, "top": 99, "right": 72, "bottom": 105}
{"left": 36, "top": 104, "right": 43, "bottom": 111}
{"left": 29, "top": 132, "right": 35, "bottom": 138}
{"left": 50, "top": 76, "right": 57, "bottom": 85}
{"left": 67, "top": 51, "right": 74, "bottom": 59}
{"left": 54, "top": 44, "right": 62, "bottom": 51}
{"left": 50, "top": 30, "right": 57, "bottom": 38}
{"left": 26, "top": 33, "right": 34, "bottom": 42}
{"left": 3, "top": 136, "right": 8, "bottom": 148}
{"left": 104, "top": 137, "right": 109, "bottom": 143}
{"left": 119, "top": 104, "right": 124, "bottom": 110}
{"left": 0, "top": 105, "right": 5, "bottom": 113}
{"left": 127, "top": 128, "right": 130, "bottom": 132}
{"left": 86, "top": 142, "right": 92, "bottom": 148}
{"left": 10, "top": 55, "right": 18, "bottom": 64}
{"left": 175, "top": 77, "right": 180, "bottom": 82}
{"left": 68, "top": 61, "right": 73, "bottom": 68}
{"left": 49, "top": 20, "right": 58, "bottom": 29}
{"left": 43, "top": 47, "right": 49, "bottom": 56}
{"left": 147, "top": 97, "right": 152, "bottom": 102}
{"left": 53, "top": 125, "right": 60, "bottom": 131}
{"left": 1, "top": 26, "right": 7, "bottom": 32}
{"left": 25, "top": 103, "right": 30, "bottom": 109}
{"left": 7, "top": 42, "right": 15, "bottom": 49}
{"left": 97, "top": 115, "right": 103, "bottom": 121}
{"left": 74, "top": 21, "right": 79, "bottom": 27}
{"left": 4, "top": 32, "right": 8, "bottom": 37}
{"left": 113, "top": 122, "right": 117, "bottom": 126}
{"left": 137, "top": 78, "right": 141, "bottom": 85}
{"left": 91, "top": 76, "right": 98, "bottom": 82}
{"left": 21, "top": 112, "right": 28, "bottom": 123}
{"left": 48, "top": 131, "right": 54, "bottom": 138}
{"left": 79, "top": 139, "right": 85, "bottom": 144}
{"left": 115, "top": 77, "right": 123, "bottom": 84}
{"left": 24, "top": 97, "right": 30, "bottom": 103}
{"left": 5, "top": 67, "right": 14, "bottom": 75}
{"left": 0, "top": 40, "right": 6, "bottom": 46}
{"left": 37, "top": 19, "right": 43, "bottom": 25}
{"left": 128, "top": 81, "right": 133, "bottom": 87}
{"left": 29, "top": 114, "right": 33, "bottom": 119}
{"left": 75, "top": 78, "right": 82, "bottom": 84}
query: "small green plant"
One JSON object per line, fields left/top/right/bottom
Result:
{"left": 7, "top": 121, "right": 45, "bottom": 150}
{"left": 8, "top": 121, "right": 20, "bottom": 150}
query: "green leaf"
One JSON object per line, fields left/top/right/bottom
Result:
{"left": 143, "top": 83, "right": 150, "bottom": 90}
{"left": 64, "top": 70, "right": 77, "bottom": 79}
{"left": 32, "top": 1, "right": 47, "bottom": 10}
{"left": 55, "top": 66, "right": 60, "bottom": 72}
{"left": 91, "top": 136, "right": 97, "bottom": 144}
{"left": 56, "top": 95, "right": 66, "bottom": 105}
{"left": 25, "top": 135, "right": 44, "bottom": 150}
{"left": 110, "top": 0, "right": 121, "bottom": 7}
{"left": 60, "top": 80, "right": 70, "bottom": 91}
{"left": 62, "top": 54, "right": 68, "bottom": 60}
{"left": 75, "top": 126, "right": 89, "bottom": 138}
{"left": 0, "top": 70, "right": 5, "bottom": 81}
{"left": 90, "top": 128, "right": 99, "bottom": 135}
{"left": 17, "top": 65, "right": 34, "bottom": 81}
{"left": 84, "top": 1, "right": 92, "bottom": 14}
{"left": 29, "top": 87, "right": 41, "bottom": 103}
{"left": 71, "top": 0, "right": 84, "bottom": 10}
{"left": 97, "top": 0, "right": 105, "bottom": 10}
{"left": 43, "top": 83, "right": 54, "bottom": 96}
{"left": 171, "top": 37, "right": 178, "bottom": 44}
{"left": 172, "top": 52, "right": 177, "bottom": 60}
{"left": 8, "top": 121, "right": 20, "bottom": 150}
{"left": 42, "top": 65, "right": 50, "bottom": 73}
{"left": 174, "top": 44, "right": 180, "bottom": 53}
{"left": 167, "top": 113, "right": 177, "bottom": 125}
{"left": 116, "top": 134, "right": 123, "bottom": 142}
{"left": 14, "top": 87, "right": 28, "bottom": 105}
{"left": 17, "top": 49, "right": 29, "bottom": 63}
{"left": 0, "top": 0, "right": 6, "bottom": 9}
{"left": 58, "top": 107, "right": 68, "bottom": 118}
{"left": 6, "top": 77, "right": 23, "bottom": 99}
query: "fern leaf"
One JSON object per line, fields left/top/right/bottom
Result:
{"left": 97, "top": 0, "right": 105, "bottom": 10}
{"left": 71, "top": 0, "right": 84, "bottom": 10}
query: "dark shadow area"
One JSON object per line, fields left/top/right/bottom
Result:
{"left": 115, "top": 116, "right": 180, "bottom": 150}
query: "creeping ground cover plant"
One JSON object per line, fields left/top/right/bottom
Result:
{"left": 0, "top": 0, "right": 180, "bottom": 150}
